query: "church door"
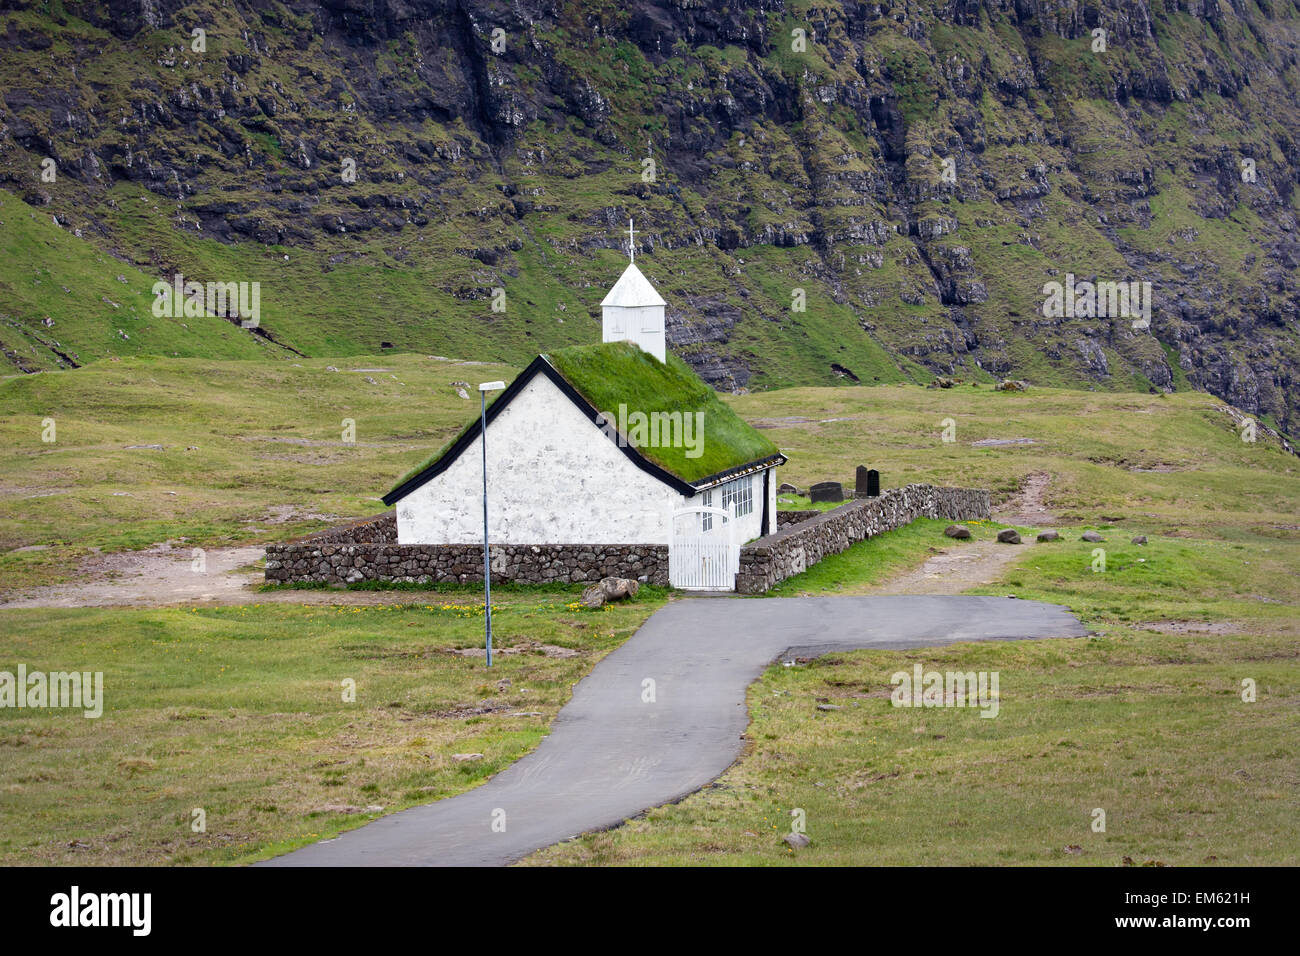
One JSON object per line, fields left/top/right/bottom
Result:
{"left": 669, "top": 505, "right": 738, "bottom": 591}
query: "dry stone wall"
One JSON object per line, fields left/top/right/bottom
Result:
{"left": 297, "top": 512, "right": 398, "bottom": 544}
{"left": 736, "top": 484, "right": 991, "bottom": 594}
{"left": 266, "top": 538, "right": 669, "bottom": 586}
{"left": 265, "top": 484, "right": 987, "bottom": 592}
{"left": 776, "top": 510, "right": 821, "bottom": 527}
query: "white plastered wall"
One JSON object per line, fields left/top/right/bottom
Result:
{"left": 395, "top": 373, "right": 683, "bottom": 545}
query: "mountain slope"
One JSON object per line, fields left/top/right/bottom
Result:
{"left": 1, "top": 0, "right": 1298, "bottom": 430}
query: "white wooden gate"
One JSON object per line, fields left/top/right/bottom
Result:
{"left": 670, "top": 506, "right": 739, "bottom": 591}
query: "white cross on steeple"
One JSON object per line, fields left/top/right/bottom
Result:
{"left": 626, "top": 218, "right": 637, "bottom": 264}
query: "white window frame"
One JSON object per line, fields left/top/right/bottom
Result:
{"left": 714, "top": 476, "right": 753, "bottom": 520}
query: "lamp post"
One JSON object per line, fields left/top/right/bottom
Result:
{"left": 478, "top": 380, "right": 506, "bottom": 667}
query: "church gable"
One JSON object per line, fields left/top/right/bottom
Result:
{"left": 382, "top": 342, "right": 784, "bottom": 507}
{"left": 392, "top": 370, "right": 681, "bottom": 545}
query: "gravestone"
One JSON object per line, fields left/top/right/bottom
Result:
{"left": 809, "top": 481, "right": 844, "bottom": 503}
{"left": 852, "top": 468, "right": 883, "bottom": 496}
{"left": 777, "top": 482, "right": 800, "bottom": 495}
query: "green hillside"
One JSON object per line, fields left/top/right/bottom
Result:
{"left": 0, "top": 1, "right": 1297, "bottom": 429}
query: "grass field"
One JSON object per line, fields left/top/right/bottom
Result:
{"left": 0, "top": 353, "right": 514, "bottom": 590}
{"left": 525, "top": 531, "right": 1300, "bottom": 865}
{"left": 0, "top": 592, "right": 663, "bottom": 865}
{"left": 3, "top": 356, "right": 1291, "bottom": 590}
{"left": 1, "top": 354, "right": 1296, "bottom": 865}
{"left": 524, "top": 627, "right": 1297, "bottom": 866}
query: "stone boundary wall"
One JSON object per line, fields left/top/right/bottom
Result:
{"left": 736, "top": 484, "right": 991, "bottom": 594}
{"left": 266, "top": 540, "right": 669, "bottom": 587}
{"left": 776, "top": 510, "right": 821, "bottom": 528}
{"left": 289, "top": 511, "right": 398, "bottom": 544}
{"left": 265, "top": 484, "right": 987, "bottom": 592}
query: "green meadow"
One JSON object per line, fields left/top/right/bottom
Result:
{"left": 1, "top": 354, "right": 1296, "bottom": 865}
{"left": 0, "top": 594, "right": 663, "bottom": 865}
{"left": 527, "top": 530, "right": 1299, "bottom": 865}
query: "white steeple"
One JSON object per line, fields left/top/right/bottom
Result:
{"left": 601, "top": 219, "right": 667, "bottom": 361}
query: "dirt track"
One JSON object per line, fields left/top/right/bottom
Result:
{"left": 871, "top": 471, "right": 1056, "bottom": 595}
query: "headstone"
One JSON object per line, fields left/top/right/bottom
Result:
{"left": 868, "top": 468, "right": 880, "bottom": 497}
{"left": 855, "top": 465, "right": 870, "bottom": 497}
{"left": 809, "top": 481, "right": 844, "bottom": 503}
{"left": 777, "top": 482, "right": 799, "bottom": 495}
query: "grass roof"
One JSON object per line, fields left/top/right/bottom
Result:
{"left": 386, "top": 342, "right": 781, "bottom": 499}
{"left": 545, "top": 342, "right": 780, "bottom": 483}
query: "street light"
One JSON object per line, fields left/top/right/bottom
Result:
{"left": 478, "top": 381, "right": 506, "bottom": 667}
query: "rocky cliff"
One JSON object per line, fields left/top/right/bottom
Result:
{"left": 1, "top": 0, "right": 1298, "bottom": 431}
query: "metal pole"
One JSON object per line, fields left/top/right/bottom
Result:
{"left": 481, "top": 391, "right": 492, "bottom": 668}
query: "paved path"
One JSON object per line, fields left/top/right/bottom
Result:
{"left": 262, "top": 594, "right": 1086, "bottom": 867}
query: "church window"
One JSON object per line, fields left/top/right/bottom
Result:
{"left": 721, "top": 475, "right": 754, "bottom": 518}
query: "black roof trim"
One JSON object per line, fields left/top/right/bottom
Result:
{"left": 688, "top": 453, "right": 788, "bottom": 491}
{"left": 384, "top": 355, "right": 785, "bottom": 505}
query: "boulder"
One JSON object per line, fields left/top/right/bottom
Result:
{"left": 996, "top": 528, "right": 1021, "bottom": 544}
{"left": 1037, "top": 530, "right": 1061, "bottom": 542}
{"left": 599, "top": 576, "right": 639, "bottom": 600}
{"left": 581, "top": 584, "right": 605, "bottom": 608}
{"left": 582, "top": 576, "right": 640, "bottom": 607}
{"left": 809, "top": 481, "right": 844, "bottom": 503}
{"left": 783, "top": 832, "right": 811, "bottom": 849}
{"left": 944, "top": 524, "right": 972, "bottom": 539}
{"left": 1131, "top": 535, "right": 1148, "bottom": 545}
{"left": 1081, "top": 531, "right": 1105, "bottom": 542}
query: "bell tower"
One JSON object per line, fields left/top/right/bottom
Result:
{"left": 600, "top": 219, "right": 667, "bottom": 362}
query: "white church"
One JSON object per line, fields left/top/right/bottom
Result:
{"left": 382, "top": 224, "right": 787, "bottom": 589}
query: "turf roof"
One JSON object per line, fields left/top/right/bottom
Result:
{"left": 546, "top": 342, "right": 781, "bottom": 483}
{"left": 384, "top": 342, "right": 781, "bottom": 500}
